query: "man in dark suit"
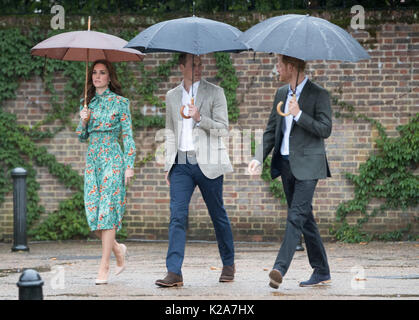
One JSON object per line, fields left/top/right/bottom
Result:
{"left": 249, "top": 54, "right": 332, "bottom": 288}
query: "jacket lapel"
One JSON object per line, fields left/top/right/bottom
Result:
{"left": 172, "top": 85, "right": 183, "bottom": 122}
{"left": 279, "top": 87, "right": 288, "bottom": 114}
{"left": 277, "top": 86, "right": 288, "bottom": 133}
{"left": 193, "top": 79, "right": 206, "bottom": 128}
{"left": 195, "top": 79, "right": 206, "bottom": 113}
{"left": 291, "top": 79, "right": 312, "bottom": 131}
{"left": 171, "top": 85, "right": 183, "bottom": 142}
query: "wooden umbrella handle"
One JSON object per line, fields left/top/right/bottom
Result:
{"left": 83, "top": 106, "right": 91, "bottom": 122}
{"left": 180, "top": 97, "right": 194, "bottom": 119}
{"left": 277, "top": 93, "right": 298, "bottom": 116}
{"left": 276, "top": 101, "right": 291, "bottom": 117}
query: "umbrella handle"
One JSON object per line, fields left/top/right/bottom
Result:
{"left": 277, "top": 93, "right": 298, "bottom": 117}
{"left": 180, "top": 97, "right": 194, "bottom": 119}
{"left": 276, "top": 101, "right": 290, "bottom": 117}
{"left": 83, "top": 105, "right": 91, "bottom": 122}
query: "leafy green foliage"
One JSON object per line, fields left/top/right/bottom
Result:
{"left": 330, "top": 103, "right": 419, "bottom": 242}
{"left": 214, "top": 52, "right": 240, "bottom": 123}
{"left": 261, "top": 157, "right": 287, "bottom": 205}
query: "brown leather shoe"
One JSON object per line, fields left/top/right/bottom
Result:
{"left": 269, "top": 269, "right": 283, "bottom": 289}
{"left": 219, "top": 264, "right": 235, "bottom": 282}
{"left": 155, "top": 272, "right": 183, "bottom": 287}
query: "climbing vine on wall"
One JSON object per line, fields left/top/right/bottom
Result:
{"left": 330, "top": 97, "right": 419, "bottom": 243}
{"left": 214, "top": 52, "right": 240, "bottom": 122}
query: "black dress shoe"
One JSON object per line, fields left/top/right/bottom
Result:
{"left": 155, "top": 271, "right": 183, "bottom": 287}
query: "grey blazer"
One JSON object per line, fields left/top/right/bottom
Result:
{"left": 256, "top": 79, "right": 332, "bottom": 180}
{"left": 164, "top": 78, "right": 233, "bottom": 179}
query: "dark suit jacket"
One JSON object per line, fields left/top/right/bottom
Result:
{"left": 256, "top": 79, "right": 332, "bottom": 180}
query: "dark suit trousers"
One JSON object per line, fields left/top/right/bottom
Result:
{"left": 166, "top": 153, "right": 235, "bottom": 275}
{"left": 273, "top": 156, "right": 330, "bottom": 277}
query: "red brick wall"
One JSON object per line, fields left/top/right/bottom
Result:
{"left": 1, "top": 14, "right": 418, "bottom": 242}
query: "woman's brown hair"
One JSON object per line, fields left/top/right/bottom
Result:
{"left": 84, "top": 59, "right": 123, "bottom": 106}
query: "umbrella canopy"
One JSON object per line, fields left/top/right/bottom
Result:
{"left": 238, "top": 14, "right": 370, "bottom": 62}
{"left": 125, "top": 16, "right": 247, "bottom": 55}
{"left": 31, "top": 17, "right": 144, "bottom": 110}
{"left": 31, "top": 30, "right": 144, "bottom": 62}
{"left": 125, "top": 16, "right": 247, "bottom": 119}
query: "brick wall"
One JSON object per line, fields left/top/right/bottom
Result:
{"left": 1, "top": 13, "right": 418, "bottom": 242}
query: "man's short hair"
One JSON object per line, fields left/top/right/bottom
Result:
{"left": 178, "top": 53, "right": 188, "bottom": 66}
{"left": 281, "top": 55, "right": 306, "bottom": 72}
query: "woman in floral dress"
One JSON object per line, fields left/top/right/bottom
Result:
{"left": 77, "top": 59, "right": 136, "bottom": 284}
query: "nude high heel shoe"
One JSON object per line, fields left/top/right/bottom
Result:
{"left": 95, "top": 278, "right": 108, "bottom": 285}
{"left": 95, "top": 269, "right": 109, "bottom": 285}
{"left": 115, "top": 244, "right": 127, "bottom": 276}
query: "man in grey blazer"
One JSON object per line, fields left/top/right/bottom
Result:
{"left": 249, "top": 54, "right": 332, "bottom": 288}
{"left": 155, "top": 53, "right": 235, "bottom": 287}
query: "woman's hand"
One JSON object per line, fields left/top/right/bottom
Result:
{"left": 79, "top": 106, "right": 91, "bottom": 127}
{"left": 125, "top": 168, "right": 134, "bottom": 186}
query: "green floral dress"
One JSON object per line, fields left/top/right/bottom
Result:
{"left": 76, "top": 88, "right": 136, "bottom": 231}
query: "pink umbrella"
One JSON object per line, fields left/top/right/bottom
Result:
{"left": 31, "top": 17, "right": 144, "bottom": 112}
{"left": 31, "top": 30, "right": 144, "bottom": 62}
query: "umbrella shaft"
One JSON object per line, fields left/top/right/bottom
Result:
{"left": 84, "top": 16, "right": 91, "bottom": 107}
{"left": 84, "top": 50, "right": 89, "bottom": 107}
{"left": 293, "top": 69, "right": 300, "bottom": 95}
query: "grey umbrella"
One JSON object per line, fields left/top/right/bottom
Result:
{"left": 125, "top": 16, "right": 247, "bottom": 55}
{"left": 125, "top": 16, "right": 247, "bottom": 118}
{"left": 238, "top": 14, "right": 370, "bottom": 62}
{"left": 238, "top": 14, "right": 370, "bottom": 116}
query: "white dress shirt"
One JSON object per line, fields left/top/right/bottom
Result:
{"left": 280, "top": 76, "right": 308, "bottom": 156}
{"left": 179, "top": 80, "right": 200, "bottom": 152}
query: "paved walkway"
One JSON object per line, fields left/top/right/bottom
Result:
{"left": 1, "top": 240, "right": 418, "bottom": 300}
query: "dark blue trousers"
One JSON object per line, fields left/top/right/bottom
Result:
{"left": 166, "top": 154, "right": 235, "bottom": 275}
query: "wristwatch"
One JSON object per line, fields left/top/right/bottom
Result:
{"left": 196, "top": 115, "right": 202, "bottom": 127}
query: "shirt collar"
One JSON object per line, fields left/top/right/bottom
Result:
{"left": 181, "top": 80, "right": 200, "bottom": 97}
{"left": 95, "top": 87, "right": 112, "bottom": 98}
{"left": 288, "top": 76, "right": 308, "bottom": 97}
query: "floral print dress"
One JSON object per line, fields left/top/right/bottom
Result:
{"left": 76, "top": 88, "right": 136, "bottom": 231}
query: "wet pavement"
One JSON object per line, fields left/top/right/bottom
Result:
{"left": 0, "top": 240, "right": 418, "bottom": 300}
